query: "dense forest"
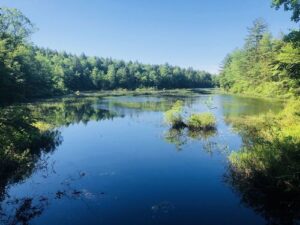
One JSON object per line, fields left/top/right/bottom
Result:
{"left": 0, "top": 7, "right": 213, "bottom": 104}
{"left": 218, "top": 0, "right": 300, "bottom": 98}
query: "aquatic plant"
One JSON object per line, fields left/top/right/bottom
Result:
{"left": 187, "top": 113, "right": 216, "bottom": 130}
{"left": 164, "top": 100, "right": 185, "bottom": 128}
{"left": 226, "top": 100, "right": 300, "bottom": 223}
{"left": 228, "top": 101, "right": 300, "bottom": 184}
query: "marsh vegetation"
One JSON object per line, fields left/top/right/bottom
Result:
{"left": 164, "top": 100, "right": 216, "bottom": 131}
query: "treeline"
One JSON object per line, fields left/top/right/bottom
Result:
{"left": 0, "top": 8, "right": 213, "bottom": 104}
{"left": 218, "top": 1, "right": 300, "bottom": 98}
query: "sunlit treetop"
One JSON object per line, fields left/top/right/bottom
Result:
{"left": 0, "top": 7, "right": 35, "bottom": 42}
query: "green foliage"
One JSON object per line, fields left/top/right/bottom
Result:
{"left": 0, "top": 8, "right": 57, "bottom": 103}
{"left": 219, "top": 18, "right": 300, "bottom": 98}
{"left": 0, "top": 107, "right": 60, "bottom": 185}
{"left": 0, "top": 8, "right": 214, "bottom": 104}
{"left": 187, "top": 113, "right": 216, "bottom": 130}
{"left": 228, "top": 100, "right": 300, "bottom": 191}
{"left": 0, "top": 7, "right": 35, "bottom": 42}
{"left": 245, "top": 18, "right": 268, "bottom": 50}
{"left": 274, "top": 42, "right": 300, "bottom": 83}
{"left": 164, "top": 100, "right": 185, "bottom": 128}
{"left": 163, "top": 101, "right": 217, "bottom": 150}
{"left": 272, "top": 0, "right": 300, "bottom": 22}
{"left": 226, "top": 100, "right": 300, "bottom": 223}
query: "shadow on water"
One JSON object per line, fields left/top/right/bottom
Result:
{"left": 0, "top": 97, "right": 119, "bottom": 225}
{"left": 225, "top": 166, "right": 300, "bottom": 225}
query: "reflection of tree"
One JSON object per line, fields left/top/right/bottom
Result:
{"left": 163, "top": 127, "right": 217, "bottom": 151}
{"left": 225, "top": 165, "right": 300, "bottom": 225}
{"left": 0, "top": 98, "right": 118, "bottom": 189}
{"left": 0, "top": 97, "right": 120, "bottom": 224}
{"left": 220, "top": 95, "right": 283, "bottom": 121}
{"left": 164, "top": 128, "right": 188, "bottom": 150}
{"left": 226, "top": 143, "right": 300, "bottom": 225}
{"left": 187, "top": 129, "right": 217, "bottom": 140}
{"left": 0, "top": 107, "right": 62, "bottom": 200}
{"left": 105, "top": 95, "right": 200, "bottom": 117}
{"left": 111, "top": 100, "right": 173, "bottom": 112}
{"left": 0, "top": 197, "right": 49, "bottom": 225}
{"left": 31, "top": 97, "right": 118, "bottom": 127}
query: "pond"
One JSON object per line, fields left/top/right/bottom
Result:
{"left": 0, "top": 90, "right": 288, "bottom": 225}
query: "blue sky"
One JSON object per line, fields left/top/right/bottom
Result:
{"left": 2, "top": 0, "right": 297, "bottom": 73}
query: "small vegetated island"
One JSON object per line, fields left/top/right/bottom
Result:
{"left": 164, "top": 100, "right": 216, "bottom": 131}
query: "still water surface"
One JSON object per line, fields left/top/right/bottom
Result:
{"left": 0, "top": 91, "right": 284, "bottom": 225}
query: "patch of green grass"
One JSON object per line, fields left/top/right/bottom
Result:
{"left": 187, "top": 113, "right": 216, "bottom": 130}
{"left": 227, "top": 100, "right": 300, "bottom": 191}
{"left": 164, "top": 100, "right": 185, "bottom": 128}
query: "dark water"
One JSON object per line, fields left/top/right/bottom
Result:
{"left": 0, "top": 91, "right": 286, "bottom": 225}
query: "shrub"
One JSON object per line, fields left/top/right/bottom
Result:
{"left": 164, "top": 100, "right": 185, "bottom": 128}
{"left": 187, "top": 112, "right": 216, "bottom": 130}
{"left": 227, "top": 100, "right": 300, "bottom": 192}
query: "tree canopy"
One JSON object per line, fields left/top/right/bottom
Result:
{"left": 0, "top": 8, "right": 214, "bottom": 104}
{"left": 218, "top": 18, "right": 300, "bottom": 98}
{"left": 272, "top": 0, "right": 300, "bottom": 22}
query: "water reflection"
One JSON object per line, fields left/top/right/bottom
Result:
{"left": 0, "top": 93, "right": 295, "bottom": 225}
{"left": 220, "top": 94, "right": 284, "bottom": 118}
{"left": 0, "top": 98, "right": 119, "bottom": 224}
{"left": 30, "top": 97, "right": 118, "bottom": 127}
{"left": 102, "top": 96, "right": 201, "bottom": 116}
{"left": 225, "top": 165, "right": 300, "bottom": 225}
{"left": 164, "top": 127, "right": 217, "bottom": 150}
{"left": 0, "top": 107, "right": 61, "bottom": 196}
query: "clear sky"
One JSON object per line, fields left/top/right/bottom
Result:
{"left": 1, "top": 0, "right": 298, "bottom": 73}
